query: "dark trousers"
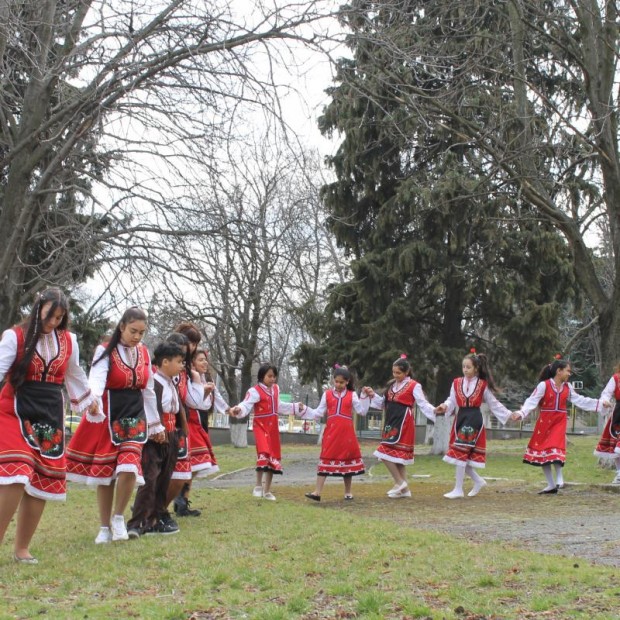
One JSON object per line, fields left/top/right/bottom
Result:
{"left": 128, "top": 431, "right": 179, "bottom": 530}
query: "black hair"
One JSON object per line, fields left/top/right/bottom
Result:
{"left": 192, "top": 348, "right": 213, "bottom": 383}
{"left": 464, "top": 352, "right": 498, "bottom": 391}
{"left": 257, "top": 363, "right": 278, "bottom": 383}
{"left": 153, "top": 342, "right": 185, "bottom": 367}
{"left": 11, "top": 288, "right": 70, "bottom": 389}
{"left": 173, "top": 324, "right": 200, "bottom": 373}
{"left": 93, "top": 307, "right": 147, "bottom": 365}
{"left": 539, "top": 358, "right": 570, "bottom": 382}
{"left": 387, "top": 355, "right": 414, "bottom": 387}
{"left": 332, "top": 366, "right": 355, "bottom": 391}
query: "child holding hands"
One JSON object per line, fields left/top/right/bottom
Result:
{"left": 230, "top": 364, "right": 304, "bottom": 501}
{"left": 302, "top": 365, "right": 369, "bottom": 501}
{"left": 435, "top": 350, "right": 511, "bottom": 499}
{"left": 512, "top": 357, "right": 610, "bottom": 494}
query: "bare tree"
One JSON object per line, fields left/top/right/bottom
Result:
{"left": 0, "top": 0, "right": 335, "bottom": 328}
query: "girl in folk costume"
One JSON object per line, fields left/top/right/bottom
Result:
{"left": 593, "top": 363, "right": 620, "bottom": 484}
{"left": 302, "top": 366, "right": 369, "bottom": 501}
{"left": 173, "top": 342, "right": 230, "bottom": 517}
{"left": 0, "top": 288, "right": 96, "bottom": 563}
{"left": 66, "top": 307, "right": 162, "bottom": 544}
{"left": 435, "top": 350, "right": 512, "bottom": 499}
{"left": 363, "top": 355, "right": 436, "bottom": 499}
{"left": 230, "top": 363, "right": 304, "bottom": 501}
{"left": 511, "top": 356, "right": 610, "bottom": 494}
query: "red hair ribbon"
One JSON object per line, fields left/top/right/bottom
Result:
{"left": 554, "top": 354, "right": 562, "bottom": 360}
{"left": 470, "top": 348, "right": 476, "bottom": 354}
{"left": 399, "top": 353, "right": 407, "bottom": 359}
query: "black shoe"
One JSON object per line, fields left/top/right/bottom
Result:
{"left": 150, "top": 517, "right": 179, "bottom": 535}
{"left": 537, "top": 487, "right": 558, "bottom": 495}
{"left": 127, "top": 527, "right": 141, "bottom": 539}
{"left": 305, "top": 492, "right": 321, "bottom": 502}
{"left": 176, "top": 499, "right": 201, "bottom": 517}
{"left": 173, "top": 495, "right": 186, "bottom": 515}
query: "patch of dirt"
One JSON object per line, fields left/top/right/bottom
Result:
{"left": 201, "top": 451, "right": 620, "bottom": 568}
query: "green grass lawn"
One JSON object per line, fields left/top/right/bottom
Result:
{"left": 1, "top": 437, "right": 618, "bottom": 619}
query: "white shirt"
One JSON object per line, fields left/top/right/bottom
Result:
{"left": 369, "top": 378, "right": 436, "bottom": 422}
{"left": 89, "top": 343, "right": 163, "bottom": 435}
{"left": 235, "top": 383, "right": 300, "bottom": 419}
{"left": 441, "top": 376, "right": 512, "bottom": 425}
{"left": 301, "top": 389, "right": 369, "bottom": 420}
{"left": 0, "top": 328, "right": 93, "bottom": 412}
{"left": 518, "top": 380, "right": 601, "bottom": 419}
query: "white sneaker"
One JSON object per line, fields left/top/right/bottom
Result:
{"left": 468, "top": 479, "right": 487, "bottom": 497}
{"left": 443, "top": 489, "right": 464, "bottom": 499}
{"left": 262, "top": 492, "right": 276, "bottom": 501}
{"left": 612, "top": 472, "right": 620, "bottom": 485}
{"left": 95, "top": 526, "right": 112, "bottom": 544}
{"left": 111, "top": 515, "right": 128, "bottom": 541}
{"left": 252, "top": 486, "right": 263, "bottom": 498}
{"left": 388, "top": 487, "right": 411, "bottom": 498}
{"left": 386, "top": 481, "right": 408, "bottom": 496}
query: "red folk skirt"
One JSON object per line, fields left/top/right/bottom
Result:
{"left": 0, "top": 383, "right": 67, "bottom": 501}
{"left": 318, "top": 414, "right": 365, "bottom": 477}
{"left": 188, "top": 410, "right": 219, "bottom": 477}
{"left": 594, "top": 403, "right": 620, "bottom": 459}
{"left": 443, "top": 407, "right": 486, "bottom": 469}
{"left": 66, "top": 416, "right": 145, "bottom": 486}
{"left": 0, "top": 406, "right": 67, "bottom": 500}
{"left": 253, "top": 414, "right": 282, "bottom": 474}
{"left": 523, "top": 410, "right": 567, "bottom": 466}
{"left": 374, "top": 403, "right": 415, "bottom": 465}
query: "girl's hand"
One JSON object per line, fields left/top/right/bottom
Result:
{"left": 434, "top": 404, "right": 447, "bottom": 415}
{"left": 297, "top": 403, "right": 306, "bottom": 414}
{"left": 510, "top": 411, "right": 523, "bottom": 421}
{"left": 151, "top": 431, "right": 166, "bottom": 444}
{"left": 362, "top": 386, "right": 375, "bottom": 398}
{"left": 601, "top": 399, "right": 612, "bottom": 409}
{"left": 204, "top": 382, "right": 215, "bottom": 395}
{"left": 190, "top": 369, "right": 201, "bottom": 383}
{"left": 228, "top": 406, "right": 241, "bottom": 418}
{"left": 88, "top": 400, "right": 99, "bottom": 416}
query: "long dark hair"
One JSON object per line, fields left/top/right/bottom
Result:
{"left": 93, "top": 307, "right": 148, "bottom": 365}
{"left": 464, "top": 351, "right": 497, "bottom": 391}
{"left": 539, "top": 358, "right": 570, "bottom": 382}
{"left": 11, "top": 287, "right": 70, "bottom": 389}
{"left": 332, "top": 365, "right": 355, "bottom": 391}
{"left": 173, "top": 322, "right": 201, "bottom": 372}
{"left": 192, "top": 348, "right": 213, "bottom": 383}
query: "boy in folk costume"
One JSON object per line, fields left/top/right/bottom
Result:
{"left": 126, "top": 342, "right": 187, "bottom": 537}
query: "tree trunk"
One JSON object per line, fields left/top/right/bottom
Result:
{"left": 430, "top": 416, "right": 451, "bottom": 456}
{"left": 230, "top": 418, "right": 248, "bottom": 448}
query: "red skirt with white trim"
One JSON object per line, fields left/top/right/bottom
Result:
{"left": 188, "top": 411, "right": 219, "bottom": 477}
{"left": 66, "top": 416, "right": 145, "bottom": 486}
{"left": 594, "top": 404, "right": 620, "bottom": 458}
{"left": 253, "top": 415, "right": 282, "bottom": 474}
{"left": 523, "top": 411, "right": 567, "bottom": 466}
{"left": 318, "top": 415, "right": 364, "bottom": 476}
{"left": 0, "top": 407, "right": 67, "bottom": 500}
